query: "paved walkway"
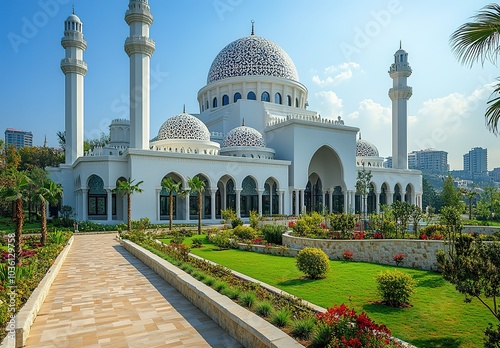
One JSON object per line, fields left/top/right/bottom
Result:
{"left": 25, "top": 234, "right": 241, "bottom": 348}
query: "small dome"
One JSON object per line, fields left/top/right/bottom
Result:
{"left": 66, "top": 14, "right": 82, "bottom": 23}
{"left": 158, "top": 112, "right": 210, "bottom": 141}
{"left": 222, "top": 126, "right": 266, "bottom": 147}
{"left": 207, "top": 35, "right": 299, "bottom": 84}
{"left": 356, "top": 139, "right": 379, "bottom": 157}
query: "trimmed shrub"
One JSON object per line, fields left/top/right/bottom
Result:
{"left": 249, "top": 210, "right": 260, "bottom": 229}
{"left": 375, "top": 270, "right": 417, "bottom": 307}
{"left": 232, "top": 225, "right": 257, "bottom": 241}
{"left": 191, "top": 238, "right": 203, "bottom": 248}
{"left": 209, "top": 230, "right": 233, "bottom": 249}
{"left": 255, "top": 301, "right": 273, "bottom": 317}
{"left": 262, "top": 224, "right": 286, "bottom": 244}
{"left": 231, "top": 218, "right": 243, "bottom": 229}
{"left": 296, "top": 247, "right": 330, "bottom": 279}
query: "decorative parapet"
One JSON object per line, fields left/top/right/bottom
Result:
{"left": 124, "top": 36, "right": 155, "bottom": 57}
{"left": 84, "top": 145, "right": 128, "bottom": 157}
{"left": 266, "top": 114, "right": 346, "bottom": 127}
{"left": 60, "top": 58, "right": 88, "bottom": 76}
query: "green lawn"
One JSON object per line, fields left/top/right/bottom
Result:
{"left": 161, "top": 235, "right": 494, "bottom": 348}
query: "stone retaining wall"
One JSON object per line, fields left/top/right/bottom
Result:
{"left": 462, "top": 225, "right": 500, "bottom": 235}
{"left": 283, "top": 233, "right": 445, "bottom": 271}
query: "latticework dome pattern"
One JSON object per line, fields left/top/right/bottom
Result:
{"left": 222, "top": 126, "right": 266, "bottom": 148}
{"left": 207, "top": 36, "right": 299, "bottom": 84}
{"left": 157, "top": 113, "right": 210, "bottom": 141}
{"left": 356, "top": 139, "right": 379, "bottom": 157}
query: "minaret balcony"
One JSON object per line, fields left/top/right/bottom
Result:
{"left": 61, "top": 35, "right": 87, "bottom": 50}
{"left": 61, "top": 58, "right": 88, "bottom": 76}
{"left": 125, "top": 10, "right": 153, "bottom": 26}
{"left": 389, "top": 86, "right": 412, "bottom": 100}
{"left": 124, "top": 36, "right": 155, "bottom": 57}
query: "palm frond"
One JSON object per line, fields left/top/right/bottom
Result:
{"left": 485, "top": 81, "right": 500, "bottom": 134}
{"left": 450, "top": 3, "right": 500, "bottom": 67}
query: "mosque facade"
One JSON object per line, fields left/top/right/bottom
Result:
{"left": 49, "top": 0, "right": 422, "bottom": 224}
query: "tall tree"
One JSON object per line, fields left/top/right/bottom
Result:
{"left": 441, "top": 175, "right": 462, "bottom": 211}
{"left": 161, "top": 177, "right": 181, "bottom": 231}
{"left": 5, "top": 145, "right": 21, "bottom": 170}
{"left": 355, "top": 166, "right": 372, "bottom": 232}
{"left": 422, "top": 177, "right": 439, "bottom": 211}
{"left": 460, "top": 186, "right": 479, "bottom": 220}
{"left": 187, "top": 176, "right": 206, "bottom": 235}
{"left": 0, "top": 168, "right": 31, "bottom": 265}
{"left": 32, "top": 169, "right": 63, "bottom": 244}
{"left": 450, "top": 3, "right": 500, "bottom": 133}
{"left": 113, "top": 178, "right": 143, "bottom": 232}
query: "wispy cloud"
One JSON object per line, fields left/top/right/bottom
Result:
{"left": 312, "top": 62, "right": 360, "bottom": 87}
{"left": 314, "top": 91, "right": 344, "bottom": 117}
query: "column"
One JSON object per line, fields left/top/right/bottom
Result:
{"left": 269, "top": 192, "right": 273, "bottom": 215}
{"left": 279, "top": 190, "right": 284, "bottom": 215}
{"left": 344, "top": 191, "right": 348, "bottom": 213}
{"left": 300, "top": 190, "right": 305, "bottom": 214}
{"left": 329, "top": 189, "right": 333, "bottom": 214}
{"left": 210, "top": 189, "right": 217, "bottom": 221}
{"left": 235, "top": 189, "right": 242, "bottom": 218}
{"left": 221, "top": 184, "right": 226, "bottom": 210}
{"left": 257, "top": 189, "right": 263, "bottom": 216}
{"left": 82, "top": 188, "right": 88, "bottom": 221}
{"left": 375, "top": 190, "right": 380, "bottom": 214}
{"left": 185, "top": 194, "right": 190, "bottom": 222}
{"left": 387, "top": 190, "right": 393, "bottom": 205}
{"left": 322, "top": 191, "right": 326, "bottom": 213}
{"left": 106, "top": 189, "right": 113, "bottom": 222}
{"left": 155, "top": 188, "right": 161, "bottom": 222}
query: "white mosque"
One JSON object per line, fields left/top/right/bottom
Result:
{"left": 49, "top": 0, "right": 422, "bottom": 224}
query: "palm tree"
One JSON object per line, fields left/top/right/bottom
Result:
{"left": 35, "top": 178, "right": 63, "bottom": 244}
{"left": 0, "top": 168, "right": 31, "bottom": 265}
{"left": 161, "top": 177, "right": 181, "bottom": 231}
{"left": 450, "top": 4, "right": 500, "bottom": 133}
{"left": 113, "top": 178, "right": 143, "bottom": 232}
{"left": 460, "top": 187, "right": 479, "bottom": 220}
{"left": 187, "top": 176, "right": 206, "bottom": 235}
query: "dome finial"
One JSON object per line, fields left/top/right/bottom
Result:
{"left": 183, "top": 104, "right": 186, "bottom": 113}
{"left": 242, "top": 118, "right": 245, "bottom": 126}
{"left": 251, "top": 20, "right": 255, "bottom": 35}
{"left": 72, "top": 4, "right": 75, "bottom": 14}
{"left": 399, "top": 40, "right": 402, "bottom": 49}
{"left": 359, "top": 132, "right": 361, "bottom": 140}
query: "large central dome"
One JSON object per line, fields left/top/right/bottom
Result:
{"left": 207, "top": 35, "right": 299, "bottom": 84}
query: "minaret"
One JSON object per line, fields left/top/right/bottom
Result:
{"left": 61, "top": 11, "right": 87, "bottom": 165}
{"left": 43, "top": 135, "right": 48, "bottom": 148}
{"left": 388, "top": 43, "right": 412, "bottom": 169}
{"left": 124, "top": 0, "right": 155, "bottom": 150}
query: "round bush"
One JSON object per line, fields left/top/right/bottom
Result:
{"left": 232, "top": 225, "right": 257, "bottom": 241}
{"left": 375, "top": 270, "right": 417, "bottom": 307}
{"left": 296, "top": 247, "right": 330, "bottom": 279}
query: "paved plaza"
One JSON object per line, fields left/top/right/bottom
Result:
{"left": 25, "top": 234, "right": 241, "bottom": 347}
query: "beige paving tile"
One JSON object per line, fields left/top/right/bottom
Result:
{"left": 25, "top": 234, "right": 241, "bottom": 347}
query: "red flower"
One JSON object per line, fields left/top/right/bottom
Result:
{"left": 419, "top": 234, "right": 428, "bottom": 240}
{"left": 342, "top": 250, "right": 353, "bottom": 261}
{"left": 288, "top": 221, "right": 295, "bottom": 228}
{"left": 373, "top": 232, "right": 383, "bottom": 239}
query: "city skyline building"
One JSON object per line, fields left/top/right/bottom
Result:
{"left": 4, "top": 128, "right": 33, "bottom": 150}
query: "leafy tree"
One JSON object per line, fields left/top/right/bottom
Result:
{"left": 410, "top": 204, "right": 423, "bottom": 236}
{"left": 355, "top": 166, "right": 372, "bottom": 231}
{"left": 460, "top": 186, "right": 479, "bottom": 220}
{"left": 56, "top": 131, "right": 66, "bottom": 150}
{"left": 113, "top": 178, "right": 143, "bottom": 232}
{"left": 450, "top": 3, "right": 500, "bottom": 133}
{"left": 32, "top": 170, "right": 63, "bottom": 244}
{"left": 391, "top": 201, "right": 412, "bottom": 239}
{"left": 187, "top": 176, "right": 206, "bottom": 235}
{"left": 161, "top": 177, "right": 181, "bottom": 231}
{"left": 84, "top": 132, "right": 110, "bottom": 152}
{"left": 0, "top": 168, "right": 31, "bottom": 265}
{"left": 5, "top": 145, "right": 21, "bottom": 170}
{"left": 18, "top": 146, "right": 64, "bottom": 171}
{"left": 441, "top": 175, "right": 462, "bottom": 211}
{"left": 437, "top": 235, "right": 500, "bottom": 347}
{"left": 422, "top": 177, "right": 439, "bottom": 211}
{"left": 476, "top": 186, "right": 500, "bottom": 222}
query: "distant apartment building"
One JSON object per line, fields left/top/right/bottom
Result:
{"left": 4, "top": 128, "right": 33, "bottom": 150}
{"left": 409, "top": 149, "right": 448, "bottom": 174}
{"left": 464, "top": 147, "right": 487, "bottom": 178}
{"left": 384, "top": 156, "right": 392, "bottom": 169}
{"left": 491, "top": 167, "right": 500, "bottom": 182}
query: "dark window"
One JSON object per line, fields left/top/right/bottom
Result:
{"left": 212, "top": 97, "right": 217, "bottom": 108}
{"left": 295, "top": 98, "right": 299, "bottom": 107}
{"left": 234, "top": 92, "right": 242, "bottom": 102}
{"left": 261, "top": 91, "right": 270, "bottom": 102}
{"left": 206, "top": 100, "right": 209, "bottom": 110}
{"left": 247, "top": 91, "right": 256, "bottom": 100}
{"left": 222, "top": 94, "right": 229, "bottom": 106}
{"left": 275, "top": 92, "right": 282, "bottom": 104}
{"left": 287, "top": 95, "right": 292, "bottom": 106}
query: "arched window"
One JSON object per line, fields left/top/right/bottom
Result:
{"left": 275, "top": 92, "right": 282, "bottom": 104}
{"left": 261, "top": 91, "right": 270, "bottom": 102}
{"left": 247, "top": 91, "right": 256, "bottom": 100}
{"left": 234, "top": 92, "right": 242, "bottom": 102}
{"left": 287, "top": 95, "right": 292, "bottom": 106}
{"left": 222, "top": 94, "right": 229, "bottom": 106}
{"left": 206, "top": 100, "right": 209, "bottom": 110}
{"left": 212, "top": 97, "right": 218, "bottom": 108}
{"left": 295, "top": 98, "right": 299, "bottom": 107}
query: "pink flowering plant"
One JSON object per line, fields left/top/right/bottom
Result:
{"left": 393, "top": 253, "right": 405, "bottom": 266}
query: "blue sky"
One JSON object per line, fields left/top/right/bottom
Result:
{"left": 1, "top": 0, "right": 499, "bottom": 170}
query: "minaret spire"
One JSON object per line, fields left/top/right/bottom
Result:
{"left": 242, "top": 118, "right": 245, "bottom": 126}
{"left": 183, "top": 104, "right": 186, "bottom": 113}
{"left": 61, "top": 10, "right": 87, "bottom": 164}
{"left": 251, "top": 20, "right": 254, "bottom": 35}
{"left": 125, "top": 0, "right": 155, "bottom": 150}
{"left": 388, "top": 44, "right": 412, "bottom": 169}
